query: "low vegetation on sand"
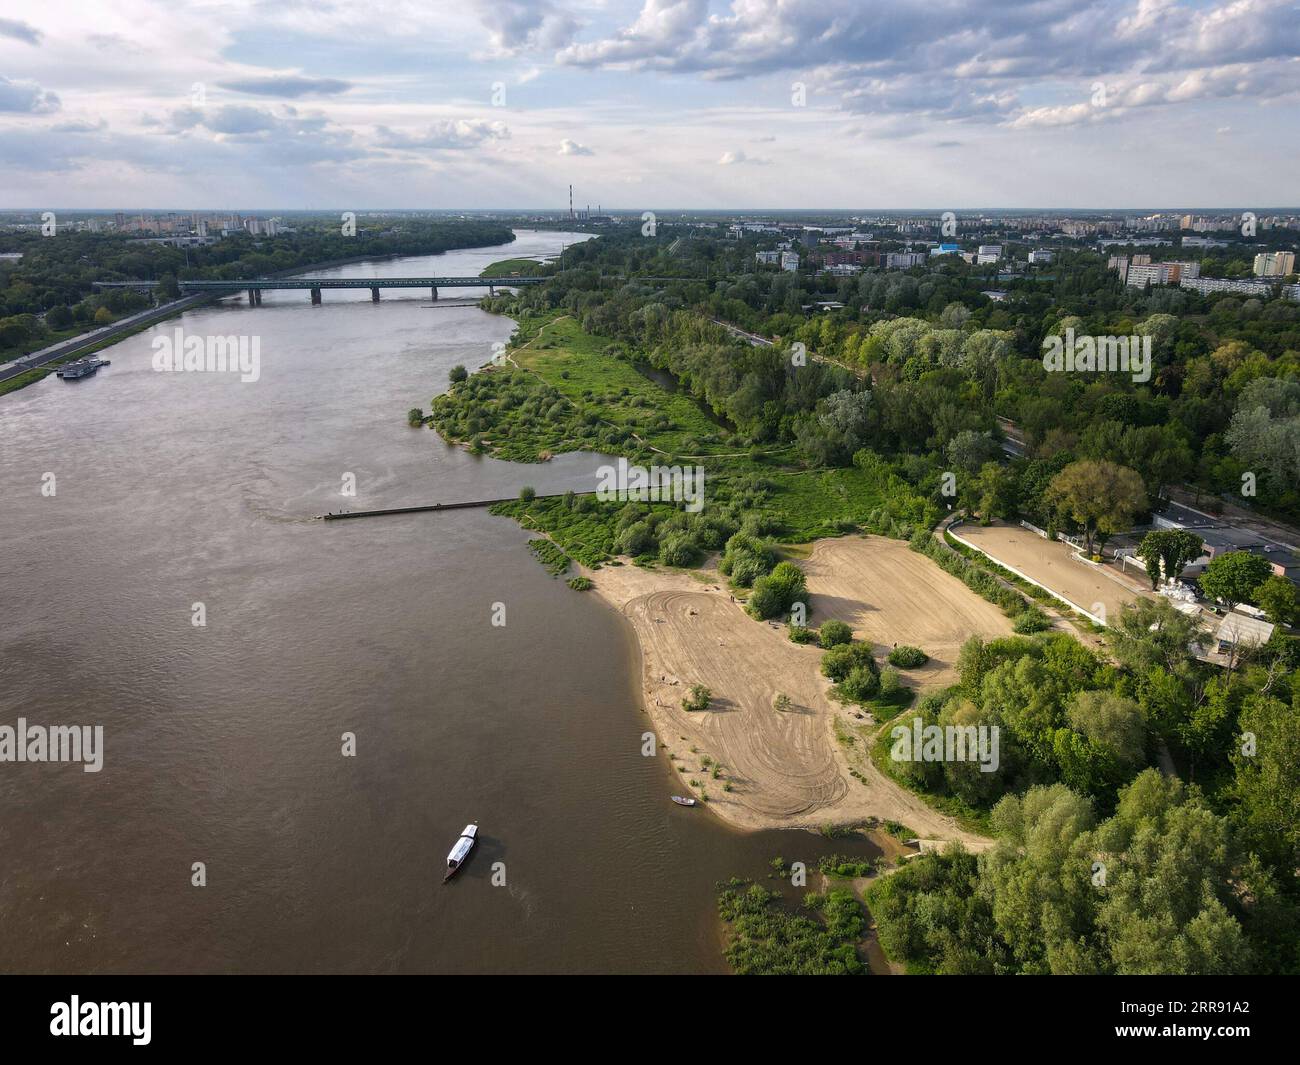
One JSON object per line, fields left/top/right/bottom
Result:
{"left": 716, "top": 878, "right": 866, "bottom": 975}
{"left": 526, "top": 538, "right": 570, "bottom": 576}
{"left": 887, "top": 644, "right": 929, "bottom": 668}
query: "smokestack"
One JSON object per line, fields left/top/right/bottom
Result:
{"left": 569, "top": 185, "right": 573, "bottom": 221}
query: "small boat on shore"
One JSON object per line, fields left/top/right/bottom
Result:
{"left": 671, "top": 796, "right": 697, "bottom": 807}
{"left": 443, "top": 824, "right": 478, "bottom": 882}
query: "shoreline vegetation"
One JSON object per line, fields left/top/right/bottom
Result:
{"left": 480, "top": 257, "right": 548, "bottom": 278}
{"left": 0, "top": 220, "right": 515, "bottom": 397}
{"left": 415, "top": 231, "right": 1300, "bottom": 973}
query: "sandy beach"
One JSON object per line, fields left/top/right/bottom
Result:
{"left": 583, "top": 535, "right": 1011, "bottom": 849}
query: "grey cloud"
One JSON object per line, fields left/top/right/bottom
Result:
{"left": 51, "top": 118, "right": 108, "bottom": 133}
{"left": 218, "top": 75, "right": 353, "bottom": 98}
{"left": 0, "top": 17, "right": 41, "bottom": 45}
{"left": 475, "top": 0, "right": 579, "bottom": 55}
{"left": 0, "top": 76, "right": 60, "bottom": 114}
{"left": 554, "top": 0, "right": 1300, "bottom": 127}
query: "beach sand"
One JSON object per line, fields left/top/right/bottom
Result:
{"left": 803, "top": 535, "right": 1017, "bottom": 688}
{"left": 584, "top": 535, "right": 1011, "bottom": 849}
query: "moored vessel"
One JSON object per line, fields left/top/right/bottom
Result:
{"left": 444, "top": 824, "right": 478, "bottom": 881}
{"left": 56, "top": 357, "right": 111, "bottom": 380}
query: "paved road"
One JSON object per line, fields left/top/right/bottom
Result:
{"left": 0, "top": 295, "right": 212, "bottom": 385}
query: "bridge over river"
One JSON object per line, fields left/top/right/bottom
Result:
{"left": 95, "top": 276, "right": 547, "bottom": 305}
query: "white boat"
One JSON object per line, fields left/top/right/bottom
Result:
{"left": 670, "top": 796, "right": 697, "bottom": 807}
{"left": 443, "top": 824, "right": 478, "bottom": 882}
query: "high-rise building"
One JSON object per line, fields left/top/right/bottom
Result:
{"left": 1254, "top": 251, "right": 1296, "bottom": 277}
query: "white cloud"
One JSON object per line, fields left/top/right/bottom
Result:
{"left": 717, "top": 149, "right": 767, "bottom": 165}
{"left": 375, "top": 119, "right": 510, "bottom": 151}
{"left": 558, "top": 138, "right": 593, "bottom": 155}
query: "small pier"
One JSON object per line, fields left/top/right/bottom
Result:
{"left": 321, "top": 490, "right": 594, "bottom": 521}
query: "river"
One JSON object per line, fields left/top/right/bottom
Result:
{"left": 0, "top": 229, "right": 878, "bottom": 973}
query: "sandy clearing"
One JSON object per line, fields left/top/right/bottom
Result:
{"left": 952, "top": 521, "right": 1148, "bottom": 624}
{"left": 585, "top": 552, "right": 991, "bottom": 849}
{"left": 803, "top": 535, "right": 1016, "bottom": 689}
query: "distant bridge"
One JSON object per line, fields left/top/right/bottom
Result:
{"left": 95, "top": 276, "right": 547, "bottom": 304}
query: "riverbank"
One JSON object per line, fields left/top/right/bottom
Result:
{"left": 0, "top": 236, "right": 519, "bottom": 398}
{"left": 580, "top": 542, "right": 994, "bottom": 849}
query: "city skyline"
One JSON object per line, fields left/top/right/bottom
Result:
{"left": 2, "top": 0, "right": 1298, "bottom": 210}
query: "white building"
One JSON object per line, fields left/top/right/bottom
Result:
{"left": 976, "top": 244, "right": 1002, "bottom": 264}
{"left": 1028, "top": 249, "right": 1054, "bottom": 264}
{"left": 1254, "top": 251, "right": 1296, "bottom": 277}
{"left": 780, "top": 251, "right": 800, "bottom": 272}
{"left": 1180, "top": 276, "right": 1275, "bottom": 297}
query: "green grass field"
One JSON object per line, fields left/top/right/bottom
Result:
{"left": 432, "top": 312, "right": 935, "bottom": 566}
{"left": 513, "top": 315, "right": 737, "bottom": 459}
{"left": 480, "top": 258, "right": 547, "bottom": 278}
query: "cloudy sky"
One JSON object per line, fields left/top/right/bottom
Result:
{"left": 1, "top": 0, "right": 1297, "bottom": 209}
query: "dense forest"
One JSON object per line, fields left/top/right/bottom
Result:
{"left": 484, "top": 228, "right": 1300, "bottom": 523}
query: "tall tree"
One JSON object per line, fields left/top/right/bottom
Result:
{"left": 1136, "top": 529, "right": 1205, "bottom": 588}
{"left": 1199, "top": 551, "right": 1273, "bottom": 611}
{"left": 1044, "top": 459, "right": 1148, "bottom": 555}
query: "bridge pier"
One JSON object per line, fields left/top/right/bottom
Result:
{"left": 371, "top": 287, "right": 380, "bottom": 302}
{"left": 430, "top": 286, "right": 438, "bottom": 301}
{"left": 310, "top": 287, "right": 322, "bottom": 305}
{"left": 488, "top": 284, "right": 495, "bottom": 296}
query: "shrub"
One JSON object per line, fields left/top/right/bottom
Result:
{"left": 617, "top": 520, "right": 658, "bottom": 557}
{"left": 449, "top": 364, "right": 468, "bottom": 383}
{"left": 879, "top": 667, "right": 904, "bottom": 696}
{"left": 567, "top": 576, "right": 593, "bottom": 591}
{"left": 1012, "top": 608, "right": 1051, "bottom": 634}
{"left": 819, "top": 620, "right": 853, "bottom": 648}
{"left": 840, "top": 665, "right": 881, "bottom": 701}
{"left": 658, "top": 533, "right": 698, "bottom": 568}
{"left": 720, "top": 533, "right": 776, "bottom": 588}
{"left": 407, "top": 407, "right": 424, "bottom": 427}
{"left": 788, "top": 625, "right": 817, "bottom": 644}
{"left": 774, "top": 693, "right": 792, "bottom": 713}
{"left": 887, "top": 644, "right": 928, "bottom": 668}
{"left": 747, "top": 561, "right": 808, "bottom": 620}
{"left": 682, "top": 684, "right": 712, "bottom": 712}
{"left": 519, "top": 485, "right": 536, "bottom": 502}
{"left": 821, "top": 642, "right": 877, "bottom": 683}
